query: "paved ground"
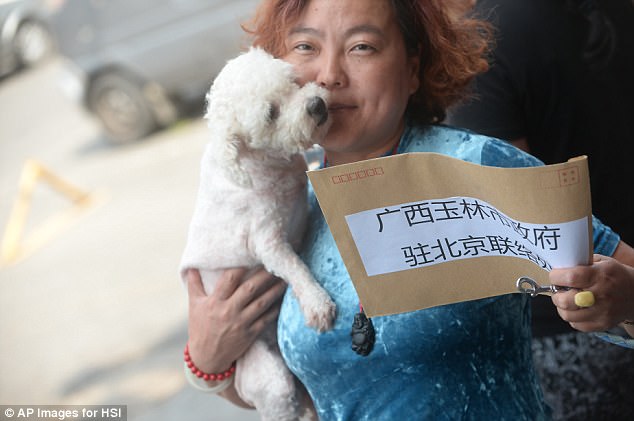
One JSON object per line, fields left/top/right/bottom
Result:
{"left": 0, "top": 60, "right": 260, "bottom": 421}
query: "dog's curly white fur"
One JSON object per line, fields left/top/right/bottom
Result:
{"left": 180, "top": 47, "right": 336, "bottom": 420}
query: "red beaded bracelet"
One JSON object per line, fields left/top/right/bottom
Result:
{"left": 184, "top": 343, "right": 236, "bottom": 382}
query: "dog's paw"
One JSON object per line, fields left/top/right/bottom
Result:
{"left": 300, "top": 286, "right": 336, "bottom": 332}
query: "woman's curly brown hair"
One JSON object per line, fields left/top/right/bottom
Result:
{"left": 243, "top": 0, "right": 492, "bottom": 125}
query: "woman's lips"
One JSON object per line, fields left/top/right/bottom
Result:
{"left": 328, "top": 103, "right": 355, "bottom": 112}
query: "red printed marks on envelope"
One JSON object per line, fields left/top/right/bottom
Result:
{"left": 558, "top": 167, "right": 579, "bottom": 187}
{"left": 332, "top": 167, "right": 384, "bottom": 184}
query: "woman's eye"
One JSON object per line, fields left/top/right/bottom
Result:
{"left": 294, "top": 43, "right": 315, "bottom": 53}
{"left": 351, "top": 43, "right": 376, "bottom": 53}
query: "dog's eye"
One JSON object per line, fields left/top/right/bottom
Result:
{"left": 266, "top": 103, "right": 280, "bottom": 123}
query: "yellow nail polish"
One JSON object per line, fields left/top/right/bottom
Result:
{"left": 574, "top": 291, "right": 595, "bottom": 308}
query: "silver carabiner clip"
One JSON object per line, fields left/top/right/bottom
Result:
{"left": 516, "top": 276, "right": 570, "bottom": 297}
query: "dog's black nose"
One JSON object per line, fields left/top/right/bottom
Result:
{"left": 306, "top": 96, "right": 328, "bottom": 126}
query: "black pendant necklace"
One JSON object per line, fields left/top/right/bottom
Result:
{"left": 324, "top": 144, "right": 399, "bottom": 358}
{"left": 350, "top": 305, "right": 375, "bottom": 356}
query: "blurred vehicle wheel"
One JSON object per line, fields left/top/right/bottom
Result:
{"left": 88, "top": 72, "right": 158, "bottom": 144}
{"left": 14, "top": 20, "right": 56, "bottom": 67}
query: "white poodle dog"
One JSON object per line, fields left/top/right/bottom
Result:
{"left": 180, "top": 47, "right": 336, "bottom": 420}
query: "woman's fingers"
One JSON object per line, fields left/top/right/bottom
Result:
{"left": 214, "top": 267, "right": 248, "bottom": 300}
{"left": 190, "top": 267, "right": 287, "bottom": 332}
{"left": 187, "top": 267, "right": 287, "bottom": 364}
{"left": 549, "top": 265, "right": 593, "bottom": 290}
{"left": 552, "top": 292, "right": 599, "bottom": 332}
{"left": 551, "top": 289, "right": 579, "bottom": 310}
{"left": 556, "top": 309, "right": 608, "bottom": 332}
{"left": 230, "top": 268, "right": 286, "bottom": 308}
{"left": 185, "top": 268, "right": 206, "bottom": 297}
{"left": 247, "top": 295, "right": 285, "bottom": 336}
{"left": 228, "top": 268, "right": 288, "bottom": 330}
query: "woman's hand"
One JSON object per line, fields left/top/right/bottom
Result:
{"left": 186, "top": 267, "right": 287, "bottom": 375}
{"left": 550, "top": 253, "right": 634, "bottom": 333}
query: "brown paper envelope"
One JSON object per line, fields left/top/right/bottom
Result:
{"left": 307, "top": 153, "right": 592, "bottom": 317}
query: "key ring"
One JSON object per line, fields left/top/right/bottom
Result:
{"left": 516, "top": 276, "right": 570, "bottom": 297}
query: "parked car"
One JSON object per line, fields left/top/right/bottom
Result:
{"left": 52, "top": 0, "right": 258, "bottom": 143}
{"left": 0, "top": 0, "right": 60, "bottom": 78}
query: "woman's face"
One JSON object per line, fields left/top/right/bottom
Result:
{"left": 282, "top": 0, "right": 420, "bottom": 165}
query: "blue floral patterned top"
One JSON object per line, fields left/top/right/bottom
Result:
{"left": 278, "top": 124, "right": 621, "bottom": 420}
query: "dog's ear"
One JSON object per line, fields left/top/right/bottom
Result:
{"left": 221, "top": 134, "right": 253, "bottom": 188}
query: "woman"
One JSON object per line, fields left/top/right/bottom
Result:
{"left": 185, "top": 0, "right": 634, "bottom": 419}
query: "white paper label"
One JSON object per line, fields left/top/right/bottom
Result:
{"left": 345, "top": 196, "right": 589, "bottom": 277}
